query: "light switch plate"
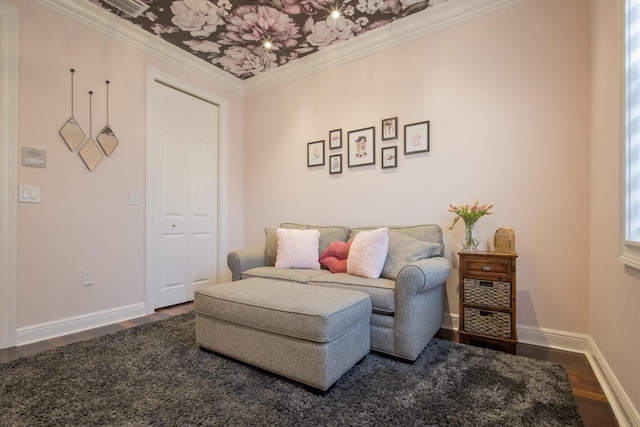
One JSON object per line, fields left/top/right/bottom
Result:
{"left": 129, "top": 191, "right": 139, "bottom": 205}
{"left": 18, "top": 185, "right": 40, "bottom": 203}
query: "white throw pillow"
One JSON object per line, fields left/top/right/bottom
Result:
{"left": 347, "top": 227, "right": 389, "bottom": 279}
{"left": 275, "top": 228, "right": 321, "bottom": 269}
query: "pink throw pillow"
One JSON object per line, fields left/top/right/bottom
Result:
{"left": 319, "top": 241, "right": 351, "bottom": 273}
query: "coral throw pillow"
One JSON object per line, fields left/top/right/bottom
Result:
{"left": 347, "top": 227, "right": 389, "bottom": 279}
{"left": 319, "top": 241, "right": 352, "bottom": 273}
{"left": 275, "top": 228, "right": 321, "bottom": 269}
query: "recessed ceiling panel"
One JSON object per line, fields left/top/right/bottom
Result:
{"left": 91, "top": 0, "right": 448, "bottom": 80}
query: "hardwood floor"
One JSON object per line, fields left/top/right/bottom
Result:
{"left": 0, "top": 303, "right": 194, "bottom": 364}
{"left": 0, "top": 303, "right": 618, "bottom": 426}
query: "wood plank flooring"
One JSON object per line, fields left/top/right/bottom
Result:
{"left": 0, "top": 303, "right": 618, "bottom": 426}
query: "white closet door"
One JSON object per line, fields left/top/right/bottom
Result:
{"left": 152, "top": 82, "right": 218, "bottom": 309}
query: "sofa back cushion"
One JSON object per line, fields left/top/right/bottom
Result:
{"left": 280, "top": 223, "right": 350, "bottom": 255}
{"left": 265, "top": 223, "right": 350, "bottom": 266}
{"left": 381, "top": 232, "right": 443, "bottom": 280}
{"left": 348, "top": 225, "right": 444, "bottom": 257}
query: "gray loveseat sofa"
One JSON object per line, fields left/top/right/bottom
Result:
{"left": 227, "top": 223, "right": 451, "bottom": 361}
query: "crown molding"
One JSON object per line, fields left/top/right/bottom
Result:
{"left": 30, "top": 0, "right": 528, "bottom": 97}
{"left": 30, "top": 0, "right": 245, "bottom": 96}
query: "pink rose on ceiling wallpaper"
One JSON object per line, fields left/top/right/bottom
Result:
{"left": 91, "top": 0, "right": 448, "bottom": 80}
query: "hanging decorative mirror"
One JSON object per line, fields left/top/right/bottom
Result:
{"left": 79, "top": 91, "right": 103, "bottom": 171}
{"left": 59, "top": 69, "right": 86, "bottom": 151}
{"left": 97, "top": 80, "right": 119, "bottom": 157}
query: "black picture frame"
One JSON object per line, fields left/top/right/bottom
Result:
{"left": 381, "top": 146, "right": 397, "bottom": 169}
{"left": 381, "top": 117, "right": 397, "bottom": 141}
{"left": 329, "top": 128, "right": 342, "bottom": 149}
{"left": 404, "top": 121, "right": 430, "bottom": 154}
{"left": 307, "top": 140, "right": 325, "bottom": 167}
{"left": 347, "top": 126, "right": 375, "bottom": 167}
{"left": 329, "top": 154, "right": 342, "bottom": 174}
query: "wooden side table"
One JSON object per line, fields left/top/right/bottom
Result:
{"left": 458, "top": 251, "right": 517, "bottom": 354}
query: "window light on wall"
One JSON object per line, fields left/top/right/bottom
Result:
{"left": 622, "top": 0, "right": 640, "bottom": 268}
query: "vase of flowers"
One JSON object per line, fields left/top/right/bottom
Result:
{"left": 448, "top": 200, "right": 493, "bottom": 251}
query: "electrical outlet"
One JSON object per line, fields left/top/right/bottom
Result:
{"left": 82, "top": 269, "right": 94, "bottom": 286}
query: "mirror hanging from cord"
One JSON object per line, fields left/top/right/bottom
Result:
{"left": 78, "top": 90, "right": 103, "bottom": 171}
{"left": 97, "top": 80, "right": 119, "bottom": 157}
{"left": 59, "top": 68, "right": 86, "bottom": 151}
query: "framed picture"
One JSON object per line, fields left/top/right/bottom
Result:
{"left": 329, "top": 129, "right": 342, "bottom": 149}
{"left": 307, "top": 140, "right": 325, "bottom": 167}
{"left": 381, "top": 146, "right": 397, "bottom": 169}
{"left": 381, "top": 117, "right": 397, "bottom": 141}
{"left": 329, "top": 154, "right": 342, "bottom": 174}
{"left": 404, "top": 121, "right": 430, "bottom": 154}
{"left": 347, "top": 126, "right": 375, "bottom": 167}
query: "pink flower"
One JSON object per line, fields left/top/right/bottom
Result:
{"left": 448, "top": 200, "right": 493, "bottom": 230}
{"left": 306, "top": 16, "right": 357, "bottom": 47}
{"left": 222, "top": 5, "right": 299, "bottom": 51}
{"left": 215, "top": 46, "right": 278, "bottom": 78}
{"left": 184, "top": 39, "right": 220, "bottom": 54}
{"left": 280, "top": 0, "right": 332, "bottom": 15}
{"left": 170, "top": 0, "right": 225, "bottom": 38}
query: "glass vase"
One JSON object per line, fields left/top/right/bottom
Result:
{"left": 462, "top": 221, "right": 480, "bottom": 251}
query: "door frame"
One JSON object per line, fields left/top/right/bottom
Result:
{"left": 0, "top": 2, "right": 18, "bottom": 349}
{"left": 145, "top": 67, "right": 229, "bottom": 314}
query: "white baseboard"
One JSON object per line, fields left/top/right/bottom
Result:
{"left": 16, "top": 303, "right": 147, "bottom": 346}
{"left": 588, "top": 339, "right": 640, "bottom": 427}
{"left": 443, "top": 312, "right": 591, "bottom": 352}
{"left": 442, "top": 312, "right": 638, "bottom": 427}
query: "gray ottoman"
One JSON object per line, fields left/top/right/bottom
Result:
{"left": 194, "top": 278, "right": 371, "bottom": 391}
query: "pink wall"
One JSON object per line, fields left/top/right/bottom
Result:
{"left": 590, "top": 0, "right": 640, "bottom": 417}
{"left": 244, "top": 0, "right": 592, "bottom": 334}
{"left": 8, "top": 0, "right": 244, "bottom": 327}
{"left": 6, "top": 0, "right": 639, "bottom": 419}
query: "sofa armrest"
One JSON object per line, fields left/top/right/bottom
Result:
{"left": 227, "top": 247, "right": 266, "bottom": 281}
{"left": 392, "top": 256, "right": 451, "bottom": 360}
{"left": 395, "top": 257, "right": 451, "bottom": 297}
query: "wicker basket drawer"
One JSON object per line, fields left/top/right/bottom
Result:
{"left": 463, "top": 308, "right": 512, "bottom": 339}
{"left": 463, "top": 279, "right": 511, "bottom": 309}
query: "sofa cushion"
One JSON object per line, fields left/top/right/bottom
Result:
{"left": 307, "top": 273, "right": 396, "bottom": 314}
{"left": 381, "top": 232, "right": 443, "bottom": 280}
{"left": 280, "top": 223, "right": 350, "bottom": 255}
{"left": 266, "top": 224, "right": 350, "bottom": 266}
{"left": 319, "top": 241, "right": 351, "bottom": 273}
{"left": 274, "top": 228, "right": 321, "bottom": 269}
{"left": 265, "top": 228, "right": 278, "bottom": 266}
{"left": 243, "top": 266, "right": 332, "bottom": 283}
{"left": 347, "top": 227, "right": 389, "bottom": 279}
{"left": 349, "top": 225, "right": 444, "bottom": 257}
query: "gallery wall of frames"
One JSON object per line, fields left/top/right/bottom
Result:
{"left": 307, "top": 117, "right": 430, "bottom": 175}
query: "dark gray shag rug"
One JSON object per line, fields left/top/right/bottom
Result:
{"left": 1, "top": 312, "right": 583, "bottom": 426}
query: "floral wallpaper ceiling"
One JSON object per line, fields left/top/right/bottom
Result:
{"left": 90, "top": 0, "right": 448, "bottom": 80}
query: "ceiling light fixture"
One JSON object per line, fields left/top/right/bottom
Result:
{"left": 263, "top": 40, "right": 273, "bottom": 50}
{"left": 331, "top": 9, "right": 341, "bottom": 19}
